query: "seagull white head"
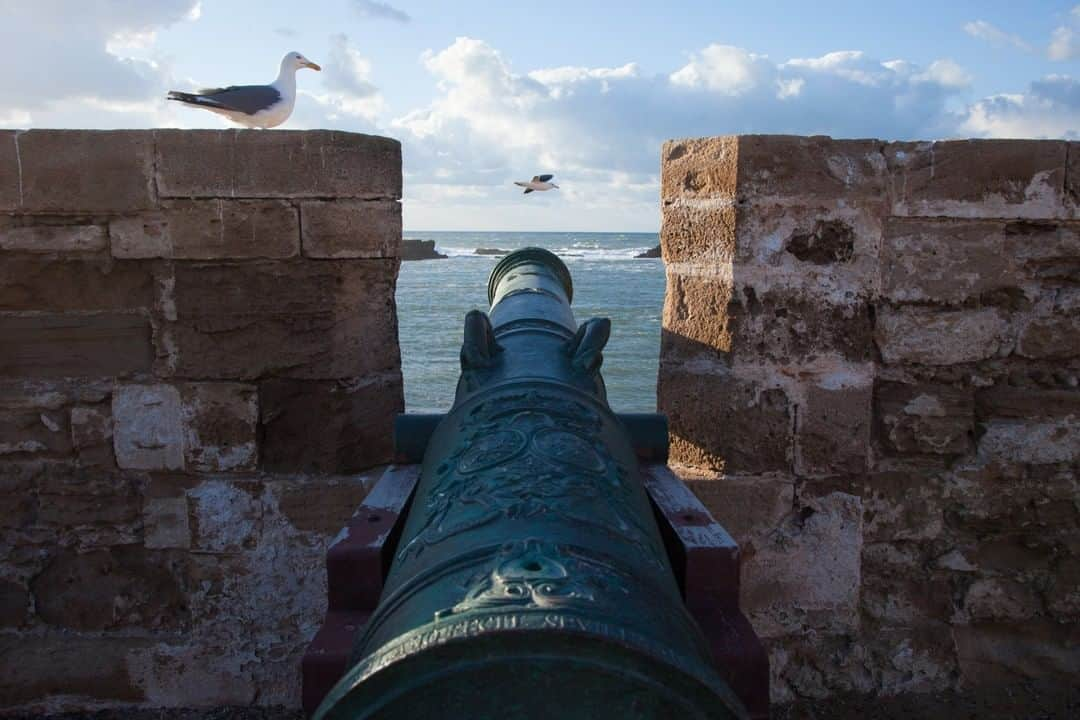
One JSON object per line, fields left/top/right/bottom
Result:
{"left": 283, "top": 51, "right": 321, "bottom": 73}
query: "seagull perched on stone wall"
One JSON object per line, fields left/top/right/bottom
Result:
{"left": 514, "top": 174, "right": 559, "bottom": 194}
{"left": 167, "top": 51, "right": 321, "bottom": 128}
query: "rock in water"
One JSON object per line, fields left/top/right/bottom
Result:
{"left": 402, "top": 239, "right": 447, "bottom": 261}
{"left": 635, "top": 245, "right": 661, "bottom": 259}
{"left": 474, "top": 248, "right": 509, "bottom": 256}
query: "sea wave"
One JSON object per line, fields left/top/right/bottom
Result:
{"left": 432, "top": 245, "right": 658, "bottom": 261}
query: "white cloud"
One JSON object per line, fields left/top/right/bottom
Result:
{"left": 0, "top": 1, "right": 199, "bottom": 125}
{"left": 670, "top": 45, "right": 773, "bottom": 94}
{"left": 352, "top": 0, "right": 410, "bottom": 23}
{"left": 1048, "top": 5, "right": 1080, "bottom": 60}
{"left": 963, "top": 20, "right": 1033, "bottom": 52}
{"left": 960, "top": 75, "right": 1080, "bottom": 139}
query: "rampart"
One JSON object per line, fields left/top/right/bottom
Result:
{"left": 0, "top": 130, "right": 403, "bottom": 710}
{"left": 660, "top": 136, "right": 1079, "bottom": 702}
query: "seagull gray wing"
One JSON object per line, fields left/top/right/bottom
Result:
{"left": 192, "top": 84, "right": 282, "bottom": 115}
{"left": 536, "top": 174, "right": 554, "bottom": 182}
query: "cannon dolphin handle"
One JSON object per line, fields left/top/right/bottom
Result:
{"left": 314, "top": 248, "right": 749, "bottom": 720}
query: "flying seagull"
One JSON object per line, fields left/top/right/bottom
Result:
{"left": 514, "top": 174, "right": 559, "bottom": 194}
{"left": 167, "top": 51, "right": 321, "bottom": 128}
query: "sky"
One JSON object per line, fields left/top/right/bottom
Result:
{"left": 2, "top": 1, "right": 1078, "bottom": 231}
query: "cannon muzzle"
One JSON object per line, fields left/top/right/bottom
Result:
{"left": 315, "top": 248, "right": 747, "bottom": 720}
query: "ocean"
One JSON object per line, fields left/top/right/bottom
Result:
{"left": 397, "top": 231, "right": 665, "bottom": 414}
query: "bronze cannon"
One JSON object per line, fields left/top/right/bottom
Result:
{"left": 308, "top": 248, "right": 762, "bottom": 719}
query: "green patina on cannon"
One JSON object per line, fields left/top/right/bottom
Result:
{"left": 315, "top": 248, "right": 747, "bottom": 719}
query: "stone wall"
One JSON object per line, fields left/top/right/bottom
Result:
{"left": 659, "top": 136, "right": 1079, "bottom": 703}
{"left": 0, "top": 130, "right": 403, "bottom": 712}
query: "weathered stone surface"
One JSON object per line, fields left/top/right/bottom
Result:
{"left": 881, "top": 219, "right": 1023, "bottom": 304}
{"left": 1017, "top": 316, "right": 1080, "bottom": 360}
{"left": 301, "top": 199, "right": 400, "bottom": 258}
{"left": 661, "top": 136, "right": 738, "bottom": 201}
{"left": 259, "top": 373, "right": 401, "bottom": 473}
{"left": 1001, "top": 220, "right": 1080, "bottom": 283}
{"left": 155, "top": 130, "right": 402, "bottom": 199}
{"left": 1046, "top": 556, "right": 1080, "bottom": 620}
{"left": 875, "top": 306, "right": 1011, "bottom": 365}
{"left": 861, "top": 542, "right": 953, "bottom": 625}
{"left": 742, "top": 490, "right": 863, "bottom": 637}
{"left": 945, "top": 461, "right": 1079, "bottom": 538}
{"left": 888, "top": 140, "right": 1067, "bottom": 219}
{"left": 728, "top": 285, "right": 874, "bottom": 363}
{"left": 0, "top": 314, "right": 152, "bottom": 377}
{"left": 179, "top": 383, "right": 258, "bottom": 472}
{"left": 31, "top": 546, "right": 189, "bottom": 631}
{"left": 18, "top": 130, "right": 155, "bottom": 213}
{"left": 188, "top": 480, "right": 262, "bottom": 553}
{"left": 0, "top": 578, "right": 28, "bottom": 627}
{"left": 112, "top": 384, "right": 184, "bottom": 471}
{"left": 954, "top": 621, "right": 1080, "bottom": 686}
{"left": 797, "top": 381, "right": 871, "bottom": 475}
{"left": 162, "top": 259, "right": 399, "bottom": 380}
{"left": 0, "top": 635, "right": 152, "bottom": 706}
{"left": 876, "top": 381, "right": 974, "bottom": 455}
{"left": 660, "top": 368, "right": 791, "bottom": 473}
{"left": 975, "top": 385, "right": 1080, "bottom": 419}
{"left": 661, "top": 268, "right": 735, "bottom": 356}
{"left": 276, "top": 475, "right": 373, "bottom": 534}
{"left": 963, "top": 578, "right": 1039, "bottom": 622}
{"left": 736, "top": 135, "right": 887, "bottom": 202}
{"left": 33, "top": 464, "right": 141, "bottom": 540}
{"left": 0, "top": 257, "right": 154, "bottom": 311}
{"left": 0, "top": 400, "right": 70, "bottom": 458}
{"left": 684, "top": 471, "right": 794, "bottom": 547}
{"left": 977, "top": 419, "right": 1080, "bottom": 464}
{"left": 660, "top": 200, "right": 736, "bottom": 264}
{"left": 70, "top": 404, "right": 115, "bottom": 466}
{"left": 861, "top": 470, "right": 945, "bottom": 543}
{"left": 0, "top": 130, "right": 18, "bottom": 211}
{"left": 143, "top": 495, "right": 191, "bottom": 550}
{"left": 111, "top": 200, "right": 299, "bottom": 259}
{"left": 0, "top": 224, "right": 106, "bottom": 253}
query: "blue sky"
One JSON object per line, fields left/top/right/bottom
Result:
{"left": 2, "top": 1, "right": 1078, "bottom": 230}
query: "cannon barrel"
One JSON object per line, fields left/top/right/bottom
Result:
{"left": 315, "top": 248, "right": 747, "bottom": 720}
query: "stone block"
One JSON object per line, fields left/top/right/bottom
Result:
{"left": 954, "top": 621, "right": 1080, "bottom": 686}
{"left": 0, "top": 636, "right": 152, "bottom": 706}
{"left": 1001, "top": 220, "right": 1080, "bottom": 283}
{"left": 975, "top": 385, "right": 1080, "bottom": 420}
{"left": 33, "top": 464, "right": 141, "bottom": 541}
{"left": 1046, "top": 556, "right": 1080, "bottom": 621}
{"left": 0, "top": 314, "right": 152, "bottom": 377}
{"left": 17, "top": 130, "right": 155, "bottom": 213}
{"left": 888, "top": 140, "right": 1067, "bottom": 219}
{"left": 659, "top": 368, "right": 792, "bottom": 473}
{"left": 796, "top": 381, "right": 871, "bottom": 475}
{"left": 1017, "top": 316, "right": 1080, "bottom": 359}
{"left": 0, "top": 224, "right": 106, "bottom": 253}
{"left": 861, "top": 543, "right": 953, "bottom": 624}
{"left": 875, "top": 306, "right": 1012, "bottom": 365}
{"left": 301, "top": 199, "right": 400, "bottom": 258}
{"left": 30, "top": 546, "right": 189, "bottom": 631}
{"left": 861, "top": 470, "right": 944, "bottom": 543}
{"left": 963, "top": 578, "right": 1040, "bottom": 622}
{"left": 735, "top": 135, "right": 887, "bottom": 202}
{"left": 661, "top": 267, "right": 735, "bottom": 357}
{"left": 876, "top": 381, "right": 974, "bottom": 455}
{"left": 143, "top": 495, "right": 191, "bottom": 550}
{"left": 743, "top": 490, "right": 863, "bottom": 637}
{"left": 112, "top": 384, "right": 184, "bottom": 471}
{"left": 684, "top": 471, "right": 795, "bottom": 545}
{"left": 946, "top": 461, "right": 1078, "bottom": 537}
{"left": 0, "top": 130, "right": 18, "bottom": 211}
{"left": 977, "top": 419, "right": 1080, "bottom": 464}
{"left": 1068, "top": 141, "right": 1079, "bottom": 215}
{"left": 660, "top": 199, "right": 736, "bottom": 264}
{"left": 727, "top": 285, "right": 874, "bottom": 363}
{"left": 179, "top": 383, "right": 258, "bottom": 472}
{"left": 660, "top": 136, "right": 738, "bottom": 201}
{"left": 69, "top": 404, "right": 115, "bottom": 466}
{"left": 155, "top": 129, "right": 402, "bottom": 199}
{"left": 881, "top": 219, "right": 1022, "bottom": 304}
{"left": 0, "top": 395, "right": 70, "bottom": 457}
{"left": 0, "top": 256, "right": 154, "bottom": 311}
{"left": 259, "top": 373, "right": 401, "bottom": 473}
{"left": 275, "top": 475, "right": 373, "bottom": 534}
{"left": 0, "top": 578, "right": 28, "bottom": 628}
{"left": 112, "top": 200, "right": 299, "bottom": 259}
{"left": 188, "top": 479, "right": 262, "bottom": 553}
{"left": 162, "top": 259, "right": 399, "bottom": 380}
